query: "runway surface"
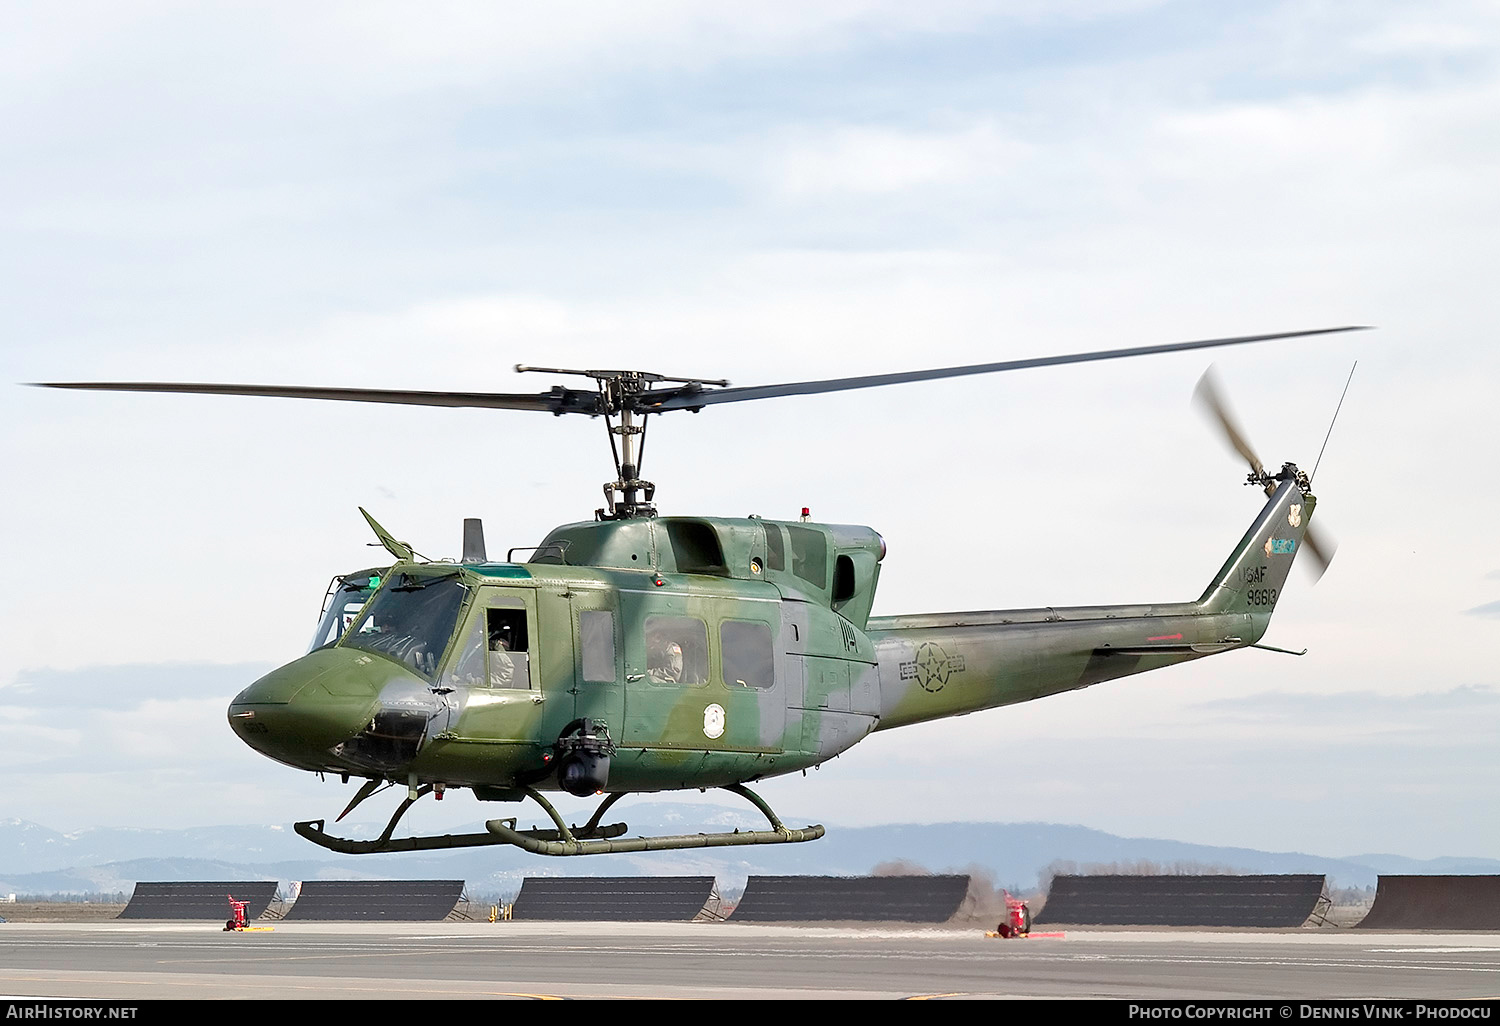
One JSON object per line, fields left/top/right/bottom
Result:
{"left": 4, "top": 922, "right": 1500, "bottom": 999}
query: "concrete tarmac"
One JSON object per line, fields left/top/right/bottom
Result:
{"left": 4, "top": 922, "right": 1500, "bottom": 1000}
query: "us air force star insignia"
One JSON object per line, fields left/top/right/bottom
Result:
{"left": 1288, "top": 504, "right": 1302, "bottom": 528}
{"left": 898, "top": 642, "right": 966, "bottom": 693}
{"left": 703, "top": 703, "right": 726, "bottom": 739}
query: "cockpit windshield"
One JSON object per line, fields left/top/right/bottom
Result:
{"left": 308, "top": 570, "right": 384, "bottom": 653}
{"left": 342, "top": 573, "right": 468, "bottom": 681}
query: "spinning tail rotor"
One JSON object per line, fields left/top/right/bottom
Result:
{"left": 1193, "top": 367, "right": 1338, "bottom": 581}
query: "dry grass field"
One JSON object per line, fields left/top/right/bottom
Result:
{"left": 0, "top": 903, "right": 129, "bottom": 922}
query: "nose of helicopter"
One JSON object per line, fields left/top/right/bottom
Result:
{"left": 226, "top": 647, "right": 394, "bottom": 771}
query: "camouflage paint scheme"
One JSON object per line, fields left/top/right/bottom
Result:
{"left": 228, "top": 476, "right": 1314, "bottom": 806}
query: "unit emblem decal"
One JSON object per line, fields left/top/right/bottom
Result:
{"left": 703, "top": 703, "right": 726, "bottom": 740}
{"left": 900, "top": 642, "right": 966, "bottom": 693}
{"left": 1263, "top": 537, "right": 1297, "bottom": 557}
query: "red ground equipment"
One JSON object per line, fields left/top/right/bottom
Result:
{"left": 995, "top": 890, "right": 1032, "bottom": 938}
{"left": 225, "top": 894, "right": 249, "bottom": 932}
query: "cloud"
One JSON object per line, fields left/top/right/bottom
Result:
{"left": 4, "top": 664, "right": 270, "bottom": 710}
{"left": 761, "top": 123, "right": 1032, "bottom": 197}
{"left": 1349, "top": 4, "right": 1500, "bottom": 57}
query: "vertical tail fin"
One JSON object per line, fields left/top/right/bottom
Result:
{"left": 1197, "top": 475, "right": 1315, "bottom": 636}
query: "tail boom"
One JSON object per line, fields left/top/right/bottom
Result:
{"left": 867, "top": 471, "right": 1315, "bottom": 731}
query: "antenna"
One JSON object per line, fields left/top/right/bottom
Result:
{"left": 1310, "top": 362, "right": 1357, "bottom": 485}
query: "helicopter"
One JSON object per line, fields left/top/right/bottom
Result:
{"left": 33, "top": 326, "right": 1360, "bottom": 856}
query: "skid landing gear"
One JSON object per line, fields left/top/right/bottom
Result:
{"left": 294, "top": 782, "right": 824, "bottom": 856}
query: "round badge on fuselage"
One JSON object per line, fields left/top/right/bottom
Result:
{"left": 703, "top": 703, "right": 726, "bottom": 739}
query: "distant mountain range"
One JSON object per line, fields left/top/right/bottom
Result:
{"left": 4, "top": 812, "right": 1498, "bottom": 901}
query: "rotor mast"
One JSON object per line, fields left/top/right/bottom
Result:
{"left": 514, "top": 365, "right": 729, "bottom": 520}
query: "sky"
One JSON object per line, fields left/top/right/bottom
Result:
{"left": 2, "top": 1, "right": 1497, "bottom": 862}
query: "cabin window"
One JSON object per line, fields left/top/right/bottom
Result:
{"left": 644, "top": 615, "right": 708, "bottom": 686}
{"left": 446, "top": 617, "right": 486, "bottom": 687}
{"left": 762, "top": 523, "right": 785, "bottom": 571}
{"left": 308, "top": 573, "right": 381, "bottom": 652}
{"left": 344, "top": 575, "right": 467, "bottom": 682}
{"left": 787, "top": 525, "right": 827, "bottom": 589}
{"left": 579, "top": 610, "right": 616, "bottom": 683}
{"left": 721, "top": 620, "right": 774, "bottom": 690}
{"left": 485, "top": 608, "right": 531, "bottom": 688}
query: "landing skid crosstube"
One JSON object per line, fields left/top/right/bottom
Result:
{"left": 293, "top": 783, "right": 824, "bottom": 856}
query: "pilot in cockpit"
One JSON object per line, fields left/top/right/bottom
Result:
{"left": 488, "top": 623, "right": 516, "bottom": 688}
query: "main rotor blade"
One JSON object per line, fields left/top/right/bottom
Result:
{"left": 30, "top": 381, "right": 601, "bottom": 415}
{"left": 642, "top": 326, "right": 1367, "bottom": 411}
{"left": 1192, "top": 365, "right": 1265, "bottom": 479}
{"left": 33, "top": 326, "right": 1365, "bottom": 419}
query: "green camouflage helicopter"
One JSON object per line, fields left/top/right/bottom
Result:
{"left": 36, "top": 327, "right": 1357, "bottom": 856}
